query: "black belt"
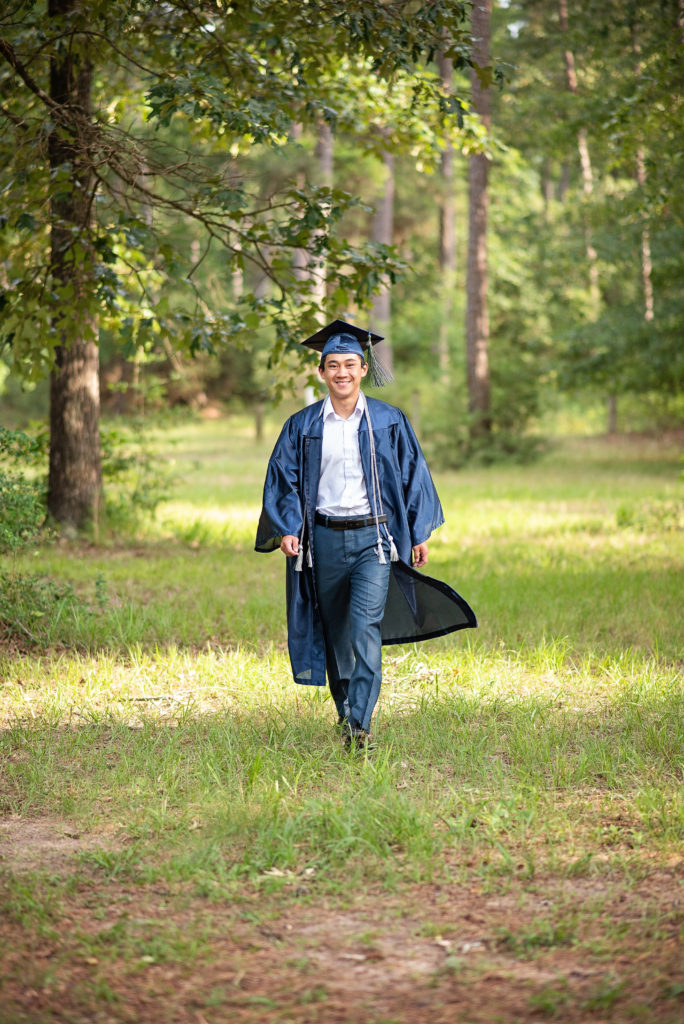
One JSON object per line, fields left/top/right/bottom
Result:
{"left": 315, "top": 511, "right": 387, "bottom": 530}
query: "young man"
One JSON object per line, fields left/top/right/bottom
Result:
{"left": 255, "top": 320, "right": 476, "bottom": 749}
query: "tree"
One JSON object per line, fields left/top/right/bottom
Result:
{"left": 45, "top": 0, "right": 102, "bottom": 526}
{"left": 370, "top": 149, "right": 395, "bottom": 374}
{"left": 489, "top": 0, "right": 683, "bottom": 429}
{"left": 553, "top": 0, "right": 684, "bottom": 413}
{"left": 436, "top": 50, "right": 456, "bottom": 376}
{"left": 558, "top": 0, "right": 599, "bottom": 317}
{"left": 631, "top": 21, "right": 654, "bottom": 328}
{"left": 465, "top": 0, "right": 492, "bottom": 440}
{"left": 0, "top": 0, "right": 474, "bottom": 528}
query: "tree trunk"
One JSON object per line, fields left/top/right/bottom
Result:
{"left": 291, "top": 120, "right": 333, "bottom": 405}
{"left": 558, "top": 0, "right": 610, "bottom": 427}
{"left": 312, "top": 118, "right": 333, "bottom": 314}
{"left": 606, "top": 394, "right": 618, "bottom": 435}
{"left": 291, "top": 121, "right": 308, "bottom": 288}
{"left": 541, "top": 156, "right": 554, "bottom": 218}
{"left": 436, "top": 51, "right": 455, "bottom": 375}
{"left": 559, "top": 0, "right": 600, "bottom": 315}
{"left": 231, "top": 233, "right": 244, "bottom": 300}
{"left": 465, "top": 0, "right": 492, "bottom": 438}
{"left": 635, "top": 150, "right": 654, "bottom": 323}
{"left": 47, "top": 0, "right": 102, "bottom": 530}
{"left": 556, "top": 161, "right": 570, "bottom": 201}
{"left": 371, "top": 150, "right": 395, "bottom": 374}
{"left": 632, "top": 24, "right": 654, "bottom": 324}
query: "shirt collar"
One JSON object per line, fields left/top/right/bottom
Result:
{"left": 322, "top": 391, "right": 366, "bottom": 422}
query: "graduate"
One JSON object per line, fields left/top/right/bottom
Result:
{"left": 255, "top": 320, "right": 476, "bottom": 749}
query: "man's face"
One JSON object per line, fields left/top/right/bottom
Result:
{"left": 318, "top": 353, "right": 368, "bottom": 401}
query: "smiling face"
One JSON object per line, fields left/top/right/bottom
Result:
{"left": 318, "top": 353, "right": 368, "bottom": 403}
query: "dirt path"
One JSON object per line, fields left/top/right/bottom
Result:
{"left": 1, "top": 818, "right": 682, "bottom": 1023}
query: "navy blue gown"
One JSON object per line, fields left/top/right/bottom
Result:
{"left": 255, "top": 396, "right": 477, "bottom": 687}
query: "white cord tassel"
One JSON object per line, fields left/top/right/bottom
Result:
{"left": 293, "top": 518, "right": 307, "bottom": 572}
{"left": 365, "top": 404, "right": 383, "bottom": 562}
{"left": 365, "top": 400, "right": 397, "bottom": 565}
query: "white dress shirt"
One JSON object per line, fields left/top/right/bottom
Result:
{"left": 316, "top": 393, "right": 371, "bottom": 516}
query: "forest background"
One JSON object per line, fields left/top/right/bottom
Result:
{"left": 1, "top": 0, "right": 682, "bottom": 529}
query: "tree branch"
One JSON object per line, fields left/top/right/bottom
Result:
{"left": 78, "top": 30, "right": 164, "bottom": 78}
{"left": 0, "top": 35, "right": 61, "bottom": 114}
{"left": 0, "top": 102, "right": 26, "bottom": 128}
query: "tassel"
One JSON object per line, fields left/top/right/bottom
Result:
{"left": 367, "top": 401, "right": 391, "bottom": 567}
{"left": 366, "top": 341, "right": 394, "bottom": 387}
{"left": 389, "top": 538, "right": 399, "bottom": 562}
{"left": 294, "top": 518, "right": 307, "bottom": 572}
{"left": 306, "top": 545, "right": 312, "bottom": 568}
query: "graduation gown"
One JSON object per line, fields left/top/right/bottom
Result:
{"left": 255, "top": 396, "right": 476, "bottom": 686}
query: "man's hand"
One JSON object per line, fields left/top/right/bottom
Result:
{"left": 280, "top": 535, "right": 299, "bottom": 557}
{"left": 412, "top": 542, "right": 428, "bottom": 568}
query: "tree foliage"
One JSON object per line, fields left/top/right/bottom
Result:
{"left": 0, "top": 0, "right": 475, "bottom": 382}
{"left": 493, "top": 0, "right": 684, "bottom": 403}
{"left": 0, "top": 426, "right": 46, "bottom": 552}
{"left": 1, "top": 0, "right": 681, "bottom": 495}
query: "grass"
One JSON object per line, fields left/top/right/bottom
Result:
{"left": 0, "top": 416, "right": 682, "bottom": 1022}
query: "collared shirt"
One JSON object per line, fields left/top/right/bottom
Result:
{"left": 316, "top": 393, "right": 371, "bottom": 516}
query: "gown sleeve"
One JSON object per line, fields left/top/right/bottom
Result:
{"left": 255, "top": 417, "right": 304, "bottom": 552}
{"left": 395, "top": 411, "right": 445, "bottom": 547}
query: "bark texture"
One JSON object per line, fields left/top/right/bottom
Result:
{"left": 465, "top": 0, "right": 492, "bottom": 436}
{"left": 632, "top": 24, "right": 654, "bottom": 324}
{"left": 47, "top": 0, "right": 102, "bottom": 529}
{"left": 371, "top": 150, "right": 395, "bottom": 374}
{"left": 559, "top": 0, "right": 611, "bottom": 429}
{"left": 292, "top": 120, "right": 333, "bottom": 405}
{"left": 312, "top": 118, "right": 333, "bottom": 314}
{"left": 559, "top": 0, "right": 600, "bottom": 315}
{"left": 437, "top": 51, "right": 455, "bottom": 374}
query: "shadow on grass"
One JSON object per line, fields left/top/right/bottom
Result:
{"left": 2, "top": 551, "right": 680, "bottom": 664}
{"left": 2, "top": 685, "right": 682, "bottom": 890}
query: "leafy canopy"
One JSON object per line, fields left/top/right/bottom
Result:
{"left": 0, "top": 0, "right": 475, "bottom": 381}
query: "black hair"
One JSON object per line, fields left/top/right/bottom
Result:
{"left": 319, "top": 352, "right": 368, "bottom": 371}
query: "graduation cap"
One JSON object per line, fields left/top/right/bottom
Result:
{"left": 301, "top": 319, "right": 393, "bottom": 386}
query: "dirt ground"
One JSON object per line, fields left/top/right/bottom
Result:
{"left": 1, "top": 818, "right": 682, "bottom": 1024}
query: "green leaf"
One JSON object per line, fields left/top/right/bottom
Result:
{"left": 15, "top": 213, "right": 37, "bottom": 231}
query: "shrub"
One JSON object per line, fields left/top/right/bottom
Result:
{"left": 0, "top": 426, "right": 106, "bottom": 648}
{"left": 100, "top": 419, "right": 175, "bottom": 533}
{"left": 0, "top": 426, "right": 47, "bottom": 553}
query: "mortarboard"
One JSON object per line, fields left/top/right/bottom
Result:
{"left": 301, "top": 319, "right": 393, "bottom": 386}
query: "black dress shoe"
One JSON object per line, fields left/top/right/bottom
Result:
{"left": 342, "top": 724, "right": 374, "bottom": 752}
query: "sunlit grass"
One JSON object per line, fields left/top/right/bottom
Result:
{"left": 1, "top": 418, "right": 682, "bottom": 1021}
{"left": 2, "top": 636, "right": 681, "bottom": 884}
{"left": 156, "top": 501, "right": 261, "bottom": 546}
{"left": 7, "top": 416, "right": 683, "bottom": 660}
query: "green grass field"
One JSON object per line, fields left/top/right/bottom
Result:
{"left": 1, "top": 417, "right": 682, "bottom": 1023}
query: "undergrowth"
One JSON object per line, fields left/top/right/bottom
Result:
{"left": 0, "top": 422, "right": 682, "bottom": 1022}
